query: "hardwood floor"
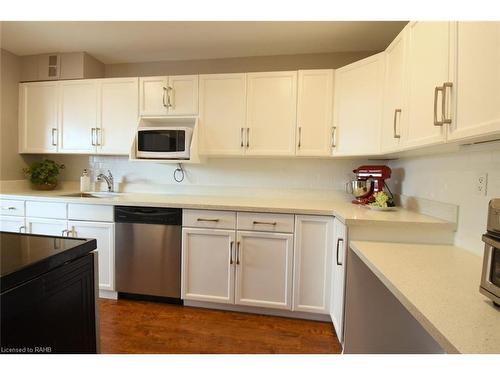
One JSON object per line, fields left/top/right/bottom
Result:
{"left": 99, "top": 298, "right": 341, "bottom": 354}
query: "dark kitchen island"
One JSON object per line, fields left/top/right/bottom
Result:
{"left": 0, "top": 232, "right": 98, "bottom": 354}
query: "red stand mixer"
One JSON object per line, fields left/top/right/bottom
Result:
{"left": 348, "top": 165, "right": 393, "bottom": 205}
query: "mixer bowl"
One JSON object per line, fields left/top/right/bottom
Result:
{"left": 348, "top": 180, "right": 373, "bottom": 198}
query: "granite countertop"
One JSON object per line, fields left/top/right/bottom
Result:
{"left": 0, "top": 181, "right": 455, "bottom": 228}
{"left": 349, "top": 240, "right": 500, "bottom": 354}
{"left": 0, "top": 232, "right": 97, "bottom": 293}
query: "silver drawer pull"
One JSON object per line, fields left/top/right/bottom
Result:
{"left": 197, "top": 218, "right": 220, "bottom": 223}
{"left": 2, "top": 207, "right": 16, "bottom": 210}
{"left": 253, "top": 221, "right": 277, "bottom": 226}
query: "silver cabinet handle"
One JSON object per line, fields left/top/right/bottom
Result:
{"left": 229, "top": 240, "right": 234, "bottom": 265}
{"left": 434, "top": 86, "right": 444, "bottom": 126}
{"left": 96, "top": 128, "right": 102, "bottom": 146}
{"left": 336, "top": 238, "right": 344, "bottom": 266}
{"left": 253, "top": 221, "right": 277, "bottom": 226}
{"left": 2, "top": 206, "right": 16, "bottom": 211}
{"left": 167, "top": 86, "right": 173, "bottom": 108}
{"left": 240, "top": 127, "right": 245, "bottom": 148}
{"left": 196, "top": 218, "right": 220, "bottom": 223}
{"left": 91, "top": 128, "right": 96, "bottom": 145}
{"left": 18, "top": 225, "right": 26, "bottom": 233}
{"left": 51, "top": 128, "right": 57, "bottom": 146}
{"left": 246, "top": 127, "right": 250, "bottom": 148}
{"left": 236, "top": 241, "right": 241, "bottom": 265}
{"left": 442, "top": 82, "right": 453, "bottom": 125}
{"left": 393, "top": 109, "right": 401, "bottom": 139}
{"left": 331, "top": 126, "right": 337, "bottom": 148}
{"left": 162, "top": 87, "right": 168, "bottom": 107}
{"left": 298, "top": 126, "right": 302, "bottom": 148}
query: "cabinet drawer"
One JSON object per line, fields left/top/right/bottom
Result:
{"left": 237, "top": 212, "right": 295, "bottom": 233}
{"left": 68, "top": 204, "right": 114, "bottom": 222}
{"left": 183, "top": 209, "right": 236, "bottom": 229}
{"left": 26, "top": 201, "right": 67, "bottom": 219}
{"left": 0, "top": 199, "right": 25, "bottom": 216}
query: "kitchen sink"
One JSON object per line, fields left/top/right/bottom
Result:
{"left": 59, "top": 192, "right": 122, "bottom": 199}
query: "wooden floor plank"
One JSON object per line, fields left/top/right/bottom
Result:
{"left": 99, "top": 298, "right": 341, "bottom": 354}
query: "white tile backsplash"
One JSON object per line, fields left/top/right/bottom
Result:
{"left": 388, "top": 143, "right": 500, "bottom": 255}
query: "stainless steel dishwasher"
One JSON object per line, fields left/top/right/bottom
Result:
{"left": 115, "top": 206, "right": 182, "bottom": 303}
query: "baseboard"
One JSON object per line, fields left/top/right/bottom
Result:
{"left": 184, "top": 300, "right": 332, "bottom": 322}
{"left": 99, "top": 290, "right": 118, "bottom": 299}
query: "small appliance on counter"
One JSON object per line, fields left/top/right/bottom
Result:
{"left": 480, "top": 199, "right": 500, "bottom": 307}
{"left": 347, "top": 165, "right": 394, "bottom": 206}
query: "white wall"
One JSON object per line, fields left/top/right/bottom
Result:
{"left": 388, "top": 143, "right": 500, "bottom": 255}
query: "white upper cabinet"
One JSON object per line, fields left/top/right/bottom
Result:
{"left": 246, "top": 71, "right": 297, "bottom": 156}
{"left": 235, "top": 230, "right": 293, "bottom": 310}
{"left": 98, "top": 77, "right": 139, "bottom": 154}
{"left": 19, "top": 82, "right": 59, "bottom": 153}
{"left": 293, "top": 215, "right": 333, "bottom": 314}
{"left": 139, "top": 75, "right": 198, "bottom": 116}
{"left": 448, "top": 21, "right": 500, "bottom": 141}
{"left": 58, "top": 80, "right": 99, "bottom": 153}
{"left": 167, "top": 75, "right": 199, "bottom": 115}
{"left": 333, "top": 52, "right": 385, "bottom": 156}
{"left": 296, "top": 70, "right": 334, "bottom": 156}
{"left": 381, "top": 28, "right": 408, "bottom": 153}
{"left": 199, "top": 73, "right": 247, "bottom": 155}
{"left": 405, "top": 22, "right": 451, "bottom": 149}
{"left": 182, "top": 227, "right": 236, "bottom": 304}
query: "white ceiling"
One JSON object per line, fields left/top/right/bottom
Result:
{"left": 1, "top": 21, "right": 407, "bottom": 64}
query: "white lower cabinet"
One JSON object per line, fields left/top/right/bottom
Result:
{"left": 181, "top": 228, "right": 235, "bottom": 304}
{"left": 0, "top": 216, "right": 26, "bottom": 233}
{"left": 293, "top": 215, "right": 333, "bottom": 313}
{"left": 26, "top": 217, "right": 68, "bottom": 236}
{"left": 68, "top": 220, "right": 115, "bottom": 291}
{"left": 330, "top": 218, "right": 347, "bottom": 342}
{"left": 235, "top": 230, "right": 294, "bottom": 310}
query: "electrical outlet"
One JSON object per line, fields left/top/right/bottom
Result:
{"left": 475, "top": 173, "right": 488, "bottom": 196}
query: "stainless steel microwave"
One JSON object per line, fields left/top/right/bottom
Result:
{"left": 480, "top": 199, "right": 500, "bottom": 306}
{"left": 136, "top": 126, "right": 192, "bottom": 159}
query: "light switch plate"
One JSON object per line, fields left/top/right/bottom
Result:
{"left": 475, "top": 173, "right": 488, "bottom": 196}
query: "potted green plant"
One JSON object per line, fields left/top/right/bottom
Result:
{"left": 23, "top": 159, "right": 65, "bottom": 190}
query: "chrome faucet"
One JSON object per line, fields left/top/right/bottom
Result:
{"left": 96, "top": 170, "right": 114, "bottom": 192}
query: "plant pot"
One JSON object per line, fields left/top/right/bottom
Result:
{"left": 32, "top": 182, "right": 58, "bottom": 191}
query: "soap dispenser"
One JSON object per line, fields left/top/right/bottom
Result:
{"left": 80, "top": 169, "right": 90, "bottom": 192}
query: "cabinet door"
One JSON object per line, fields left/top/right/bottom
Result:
{"left": 330, "top": 218, "right": 347, "bottom": 342}
{"left": 18, "top": 82, "right": 59, "bottom": 153}
{"left": 405, "top": 22, "right": 450, "bottom": 148}
{"left": 448, "top": 22, "right": 500, "bottom": 141}
{"left": 98, "top": 78, "right": 139, "bottom": 154}
{"left": 293, "top": 215, "right": 333, "bottom": 313}
{"left": 235, "top": 231, "right": 293, "bottom": 310}
{"left": 182, "top": 228, "right": 235, "bottom": 304}
{"left": 246, "top": 71, "right": 297, "bottom": 156}
{"left": 167, "top": 75, "right": 199, "bottom": 116}
{"left": 382, "top": 28, "right": 408, "bottom": 153}
{"left": 0, "top": 216, "right": 26, "bottom": 233}
{"left": 139, "top": 76, "right": 169, "bottom": 116}
{"left": 333, "top": 53, "right": 385, "bottom": 156}
{"left": 296, "top": 70, "right": 334, "bottom": 156}
{"left": 26, "top": 217, "right": 67, "bottom": 236}
{"left": 68, "top": 221, "right": 115, "bottom": 291}
{"left": 199, "top": 73, "right": 247, "bottom": 155}
{"left": 59, "top": 80, "right": 98, "bottom": 153}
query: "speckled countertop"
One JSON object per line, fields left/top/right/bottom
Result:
{"left": 350, "top": 241, "right": 500, "bottom": 354}
{"left": 0, "top": 181, "right": 455, "bottom": 228}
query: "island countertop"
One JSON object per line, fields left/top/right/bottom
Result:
{"left": 0, "top": 232, "right": 97, "bottom": 293}
{"left": 349, "top": 240, "right": 500, "bottom": 354}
